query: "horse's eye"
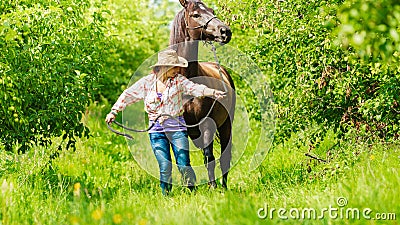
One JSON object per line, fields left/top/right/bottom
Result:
{"left": 192, "top": 13, "right": 201, "bottom": 18}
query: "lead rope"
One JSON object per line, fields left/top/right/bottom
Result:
{"left": 210, "top": 43, "right": 228, "bottom": 93}
{"left": 107, "top": 44, "right": 227, "bottom": 139}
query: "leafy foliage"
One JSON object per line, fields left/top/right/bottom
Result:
{"left": 336, "top": 0, "right": 400, "bottom": 61}
{"left": 215, "top": 0, "right": 400, "bottom": 143}
{"left": 0, "top": 0, "right": 175, "bottom": 152}
{"left": 0, "top": 0, "right": 110, "bottom": 151}
{"left": 95, "top": 0, "right": 176, "bottom": 101}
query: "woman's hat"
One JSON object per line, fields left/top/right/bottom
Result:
{"left": 151, "top": 49, "right": 188, "bottom": 68}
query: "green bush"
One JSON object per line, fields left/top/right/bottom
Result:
{"left": 336, "top": 0, "right": 400, "bottom": 61}
{"left": 0, "top": 0, "right": 179, "bottom": 152}
{"left": 95, "top": 0, "right": 175, "bottom": 101}
{"left": 335, "top": 0, "right": 400, "bottom": 138}
{"left": 0, "top": 0, "right": 111, "bottom": 152}
{"left": 216, "top": 0, "right": 400, "bottom": 143}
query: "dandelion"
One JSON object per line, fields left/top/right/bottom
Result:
{"left": 73, "top": 183, "right": 81, "bottom": 197}
{"left": 126, "top": 213, "right": 133, "bottom": 220}
{"left": 370, "top": 155, "right": 375, "bottom": 160}
{"left": 67, "top": 215, "right": 80, "bottom": 225}
{"left": 92, "top": 208, "right": 104, "bottom": 221}
{"left": 138, "top": 218, "right": 148, "bottom": 225}
{"left": 112, "top": 214, "right": 122, "bottom": 224}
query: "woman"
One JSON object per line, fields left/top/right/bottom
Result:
{"left": 105, "top": 49, "right": 225, "bottom": 195}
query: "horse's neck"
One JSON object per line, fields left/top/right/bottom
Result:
{"left": 176, "top": 40, "right": 198, "bottom": 61}
{"left": 179, "top": 41, "right": 199, "bottom": 78}
{"left": 172, "top": 40, "right": 200, "bottom": 78}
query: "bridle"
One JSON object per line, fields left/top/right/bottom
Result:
{"left": 184, "top": 13, "right": 217, "bottom": 31}
{"left": 182, "top": 8, "right": 218, "bottom": 42}
{"left": 181, "top": 8, "right": 228, "bottom": 92}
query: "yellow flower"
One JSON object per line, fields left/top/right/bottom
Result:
{"left": 138, "top": 218, "right": 148, "bottom": 225}
{"left": 73, "top": 183, "right": 81, "bottom": 197}
{"left": 92, "top": 208, "right": 104, "bottom": 221}
{"left": 126, "top": 213, "right": 133, "bottom": 220}
{"left": 370, "top": 155, "right": 375, "bottom": 160}
{"left": 112, "top": 214, "right": 123, "bottom": 224}
{"left": 68, "top": 215, "right": 80, "bottom": 225}
{"left": 74, "top": 183, "right": 81, "bottom": 190}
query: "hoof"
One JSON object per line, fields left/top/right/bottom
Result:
{"left": 208, "top": 181, "right": 217, "bottom": 189}
{"left": 188, "top": 185, "right": 197, "bottom": 192}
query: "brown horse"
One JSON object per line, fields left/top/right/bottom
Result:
{"left": 170, "top": 0, "right": 235, "bottom": 188}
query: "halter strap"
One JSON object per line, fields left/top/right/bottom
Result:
{"left": 184, "top": 12, "right": 217, "bottom": 31}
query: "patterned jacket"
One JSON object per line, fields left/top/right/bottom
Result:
{"left": 111, "top": 73, "right": 208, "bottom": 123}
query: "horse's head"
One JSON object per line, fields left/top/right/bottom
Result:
{"left": 179, "top": 0, "right": 231, "bottom": 44}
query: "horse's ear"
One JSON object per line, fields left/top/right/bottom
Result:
{"left": 179, "top": 0, "right": 187, "bottom": 7}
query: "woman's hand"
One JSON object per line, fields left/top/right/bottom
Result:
{"left": 203, "top": 88, "right": 226, "bottom": 99}
{"left": 105, "top": 113, "right": 116, "bottom": 124}
{"left": 213, "top": 90, "right": 226, "bottom": 99}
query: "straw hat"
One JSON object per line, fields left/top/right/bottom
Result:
{"left": 151, "top": 49, "right": 188, "bottom": 68}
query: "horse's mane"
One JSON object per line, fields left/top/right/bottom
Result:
{"left": 169, "top": 9, "right": 186, "bottom": 46}
{"left": 169, "top": 8, "right": 199, "bottom": 77}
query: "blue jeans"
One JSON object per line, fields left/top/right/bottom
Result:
{"left": 149, "top": 131, "right": 196, "bottom": 195}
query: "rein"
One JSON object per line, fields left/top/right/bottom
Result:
{"left": 107, "top": 43, "right": 227, "bottom": 139}
{"left": 107, "top": 100, "right": 218, "bottom": 140}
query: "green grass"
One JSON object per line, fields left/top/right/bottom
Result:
{"left": 1, "top": 103, "right": 399, "bottom": 225}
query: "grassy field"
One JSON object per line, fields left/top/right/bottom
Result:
{"left": 1, "top": 103, "right": 399, "bottom": 225}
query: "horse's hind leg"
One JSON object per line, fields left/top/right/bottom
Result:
{"left": 190, "top": 118, "right": 218, "bottom": 188}
{"left": 218, "top": 118, "right": 232, "bottom": 189}
{"left": 200, "top": 119, "right": 218, "bottom": 188}
{"left": 203, "top": 141, "right": 217, "bottom": 188}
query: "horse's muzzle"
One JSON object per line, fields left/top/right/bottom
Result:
{"left": 216, "top": 26, "right": 232, "bottom": 44}
{"left": 221, "top": 27, "right": 232, "bottom": 43}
